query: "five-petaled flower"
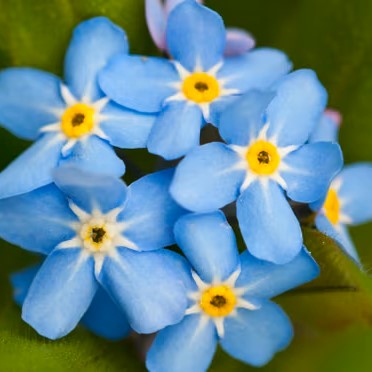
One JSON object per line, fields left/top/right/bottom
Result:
{"left": 0, "top": 17, "right": 155, "bottom": 199}
{"left": 146, "top": 212, "right": 319, "bottom": 371}
{"left": 170, "top": 70, "right": 344, "bottom": 264}
{"left": 312, "top": 163, "right": 372, "bottom": 263}
{"left": 0, "top": 167, "right": 188, "bottom": 339}
{"left": 99, "top": 0, "right": 291, "bottom": 160}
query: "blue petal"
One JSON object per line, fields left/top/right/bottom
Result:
{"left": 236, "top": 248, "right": 320, "bottom": 299}
{"left": 11, "top": 264, "right": 131, "bottom": 341}
{"left": 82, "top": 287, "right": 131, "bottom": 340}
{"left": 22, "top": 249, "right": 98, "bottom": 340}
{"left": 221, "top": 303, "right": 293, "bottom": 367}
{"left": 309, "top": 111, "right": 340, "bottom": 143}
{"left": 208, "top": 95, "right": 239, "bottom": 126}
{"left": 282, "top": 142, "right": 343, "bottom": 203}
{"left": 0, "top": 68, "right": 65, "bottom": 140}
{"left": 146, "top": 314, "right": 217, "bottom": 372}
{"left": 99, "top": 55, "right": 178, "bottom": 113}
{"left": 145, "top": 0, "right": 167, "bottom": 51}
{"left": 315, "top": 214, "right": 360, "bottom": 263}
{"left": 53, "top": 166, "right": 127, "bottom": 214}
{"left": 218, "top": 90, "right": 275, "bottom": 146}
{"left": 100, "top": 102, "right": 155, "bottom": 149}
{"left": 147, "top": 101, "right": 203, "bottom": 160}
{"left": 338, "top": 163, "right": 372, "bottom": 224}
{"left": 10, "top": 264, "right": 41, "bottom": 306}
{"left": 224, "top": 28, "right": 256, "bottom": 56}
{"left": 65, "top": 17, "right": 128, "bottom": 102}
{"left": 266, "top": 69, "right": 328, "bottom": 147}
{"left": 0, "top": 185, "right": 76, "bottom": 255}
{"left": 97, "top": 249, "right": 190, "bottom": 334}
{"left": 59, "top": 136, "right": 125, "bottom": 177}
{"left": 119, "top": 169, "right": 185, "bottom": 250}
{"left": 218, "top": 48, "right": 291, "bottom": 93}
{"left": 338, "top": 225, "right": 360, "bottom": 263}
{"left": 170, "top": 143, "right": 245, "bottom": 212}
{"left": 174, "top": 211, "right": 240, "bottom": 283}
{"left": 0, "top": 134, "right": 64, "bottom": 199}
{"left": 237, "top": 180, "right": 303, "bottom": 264}
{"left": 166, "top": 1, "right": 225, "bottom": 71}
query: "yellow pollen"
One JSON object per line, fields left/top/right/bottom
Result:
{"left": 246, "top": 140, "right": 281, "bottom": 175}
{"left": 324, "top": 188, "right": 340, "bottom": 225}
{"left": 182, "top": 73, "right": 220, "bottom": 103}
{"left": 84, "top": 225, "right": 108, "bottom": 251}
{"left": 200, "top": 285, "right": 237, "bottom": 317}
{"left": 61, "top": 103, "right": 95, "bottom": 138}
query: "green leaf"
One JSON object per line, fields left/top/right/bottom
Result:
{"left": 282, "top": 228, "right": 372, "bottom": 332}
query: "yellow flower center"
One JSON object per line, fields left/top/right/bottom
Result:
{"left": 246, "top": 140, "right": 281, "bottom": 175}
{"left": 200, "top": 285, "right": 237, "bottom": 317}
{"left": 83, "top": 225, "right": 110, "bottom": 252}
{"left": 324, "top": 188, "right": 340, "bottom": 225}
{"left": 61, "top": 103, "right": 95, "bottom": 138}
{"left": 182, "top": 73, "right": 220, "bottom": 103}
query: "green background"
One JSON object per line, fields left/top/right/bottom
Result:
{"left": 1, "top": 0, "right": 372, "bottom": 370}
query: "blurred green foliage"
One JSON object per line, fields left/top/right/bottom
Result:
{"left": 1, "top": 0, "right": 372, "bottom": 370}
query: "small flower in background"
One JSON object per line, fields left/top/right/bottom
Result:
{"left": 12, "top": 265, "right": 131, "bottom": 340}
{"left": 146, "top": 212, "right": 319, "bottom": 370}
{"left": 0, "top": 167, "right": 188, "bottom": 339}
{"left": 309, "top": 108, "right": 342, "bottom": 143}
{"left": 308, "top": 109, "right": 372, "bottom": 263}
{"left": 312, "top": 163, "right": 372, "bottom": 263}
{"left": 100, "top": 1, "right": 291, "bottom": 160}
{"left": 145, "top": 0, "right": 256, "bottom": 56}
{"left": 0, "top": 17, "right": 155, "bottom": 199}
{"left": 170, "top": 70, "right": 344, "bottom": 264}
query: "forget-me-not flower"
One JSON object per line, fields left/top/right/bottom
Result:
{"left": 146, "top": 212, "right": 320, "bottom": 371}
{"left": 170, "top": 70, "right": 344, "bottom": 264}
{"left": 11, "top": 264, "right": 132, "bottom": 340}
{"left": 145, "top": 0, "right": 255, "bottom": 56}
{"left": 312, "top": 163, "right": 372, "bottom": 263}
{"left": 0, "top": 17, "right": 155, "bottom": 199}
{"left": 307, "top": 109, "right": 372, "bottom": 263}
{"left": 100, "top": 0, "right": 291, "bottom": 160}
{"left": 0, "top": 167, "right": 188, "bottom": 339}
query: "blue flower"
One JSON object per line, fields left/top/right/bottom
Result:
{"left": 0, "top": 17, "right": 155, "bottom": 199}
{"left": 11, "top": 264, "right": 131, "bottom": 340}
{"left": 146, "top": 212, "right": 320, "bottom": 371}
{"left": 100, "top": 0, "right": 291, "bottom": 160}
{"left": 312, "top": 163, "right": 372, "bottom": 263}
{"left": 170, "top": 70, "right": 344, "bottom": 264}
{"left": 309, "top": 108, "right": 341, "bottom": 143}
{"left": 0, "top": 167, "right": 187, "bottom": 339}
{"left": 145, "top": 0, "right": 255, "bottom": 56}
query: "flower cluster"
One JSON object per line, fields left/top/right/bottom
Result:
{"left": 0, "top": 0, "right": 370, "bottom": 370}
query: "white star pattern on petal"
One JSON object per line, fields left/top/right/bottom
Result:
{"left": 185, "top": 268, "right": 260, "bottom": 338}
